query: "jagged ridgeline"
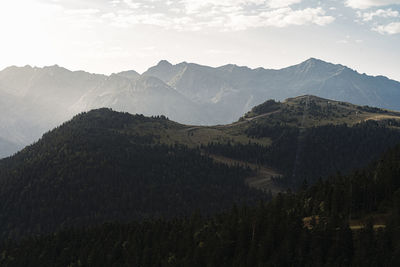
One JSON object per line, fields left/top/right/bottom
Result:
{"left": 0, "top": 109, "right": 266, "bottom": 240}
{"left": 2, "top": 144, "right": 400, "bottom": 267}
{"left": 2, "top": 58, "right": 400, "bottom": 158}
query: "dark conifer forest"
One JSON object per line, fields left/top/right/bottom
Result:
{"left": 1, "top": 102, "right": 400, "bottom": 266}
{"left": 2, "top": 144, "right": 400, "bottom": 266}
{"left": 0, "top": 109, "right": 266, "bottom": 240}
{"left": 206, "top": 120, "right": 400, "bottom": 188}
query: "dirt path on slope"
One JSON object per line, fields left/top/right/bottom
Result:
{"left": 214, "top": 110, "right": 281, "bottom": 129}
{"left": 205, "top": 153, "right": 284, "bottom": 195}
{"left": 364, "top": 114, "right": 400, "bottom": 121}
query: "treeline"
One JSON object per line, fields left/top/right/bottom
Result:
{"left": 248, "top": 99, "right": 281, "bottom": 116}
{"left": 0, "top": 109, "right": 267, "bottom": 240}
{"left": 206, "top": 120, "right": 400, "bottom": 188}
{"left": 300, "top": 144, "right": 400, "bottom": 220}
{"left": 2, "top": 144, "right": 400, "bottom": 266}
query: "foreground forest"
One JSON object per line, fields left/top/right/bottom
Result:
{"left": 1, "top": 144, "right": 400, "bottom": 266}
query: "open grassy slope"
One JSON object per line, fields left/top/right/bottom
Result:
{"left": 87, "top": 95, "right": 400, "bottom": 193}
{"left": 128, "top": 95, "right": 400, "bottom": 148}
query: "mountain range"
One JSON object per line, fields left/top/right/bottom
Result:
{"left": 1, "top": 58, "right": 400, "bottom": 158}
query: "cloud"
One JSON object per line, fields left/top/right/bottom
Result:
{"left": 357, "top": 8, "right": 399, "bottom": 20}
{"left": 123, "top": 0, "right": 141, "bottom": 9}
{"left": 218, "top": 7, "right": 334, "bottom": 30}
{"left": 109, "top": 0, "right": 120, "bottom": 5}
{"left": 267, "top": 0, "right": 302, "bottom": 8}
{"left": 256, "top": 7, "right": 334, "bottom": 28}
{"left": 346, "top": 0, "right": 400, "bottom": 9}
{"left": 180, "top": 0, "right": 258, "bottom": 14}
{"left": 336, "top": 35, "right": 364, "bottom": 44}
{"left": 373, "top": 21, "right": 400, "bottom": 33}
{"left": 179, "top": 0, "right": 302, "bottom": 14}
{"left": 65, "top": 9, "right": 100, "bottom": 15}
{"left": 354, "top": 6, "right": 400, "bottom": 34}
{"left": 103, "top": 0, "right": 334, "bottom": 31}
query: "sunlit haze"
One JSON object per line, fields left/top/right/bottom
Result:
{"left": 0, "top": 0, "right": 399, "bottom": 80}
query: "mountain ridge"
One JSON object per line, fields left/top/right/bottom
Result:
{"left": 1, "top": 58, "right": 400, "bottom": 158}
{"left": 143, "top": 57, "right": 400, "bottom": 113}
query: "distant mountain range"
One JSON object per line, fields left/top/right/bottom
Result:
{"left": 1, "top": 58, "right": 400, "bottom": 157}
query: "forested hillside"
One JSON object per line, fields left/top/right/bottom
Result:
{"left": 206, "top": 120, "right": 400, "bottom": 188}
{"left": 2, "top": 144, "right": 400, "bottom": 266}
{"left": 0, "top": 109, "right": 266, "bottom": 240}
{"left": 205, "top": 96, "right": 400, "bottom": 188}
{"left": 2, "top": 96, "right": 400, "bottom": 241}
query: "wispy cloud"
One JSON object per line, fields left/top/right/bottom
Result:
{"left": 267, "top": 0, "right": 302, "bottom": 8}
{"left": 224, "top": 7, "right": 334, "bottom": 30}
{"left": 346, "top": 0, "right": 400, "bottom": 9}
{"left": 373, "top": 21, "right": 400, "bottom": 33}
{"left": 357, "top": 8, "right": 399, "bottom": 21}
{"left": 101, "top": 0, "right": 334, "bottom": 31}
{"left": 64, "top": 8, "right": 101, "bottom": 15}
{"left": 352, "top": 5, "right": 400, "bottom": 35}
{"left": 122, "top": 0, "right": 142, "bottom": 9}
{"left": 336, "top": 35, "right": 364, "bottom": 44}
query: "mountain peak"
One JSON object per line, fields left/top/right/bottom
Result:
{"left": 289, "top": 57, "right": 347, "bottom": 76}
{"left": 217, "top": 63, "right": 251, "bottom": 72}
{"left": 157, "top": 60, "right": 173, "bottom": 67}
{"left": 42, "top": 64, "right": 71, "bottom": 74}
{"left": 116, "top": 70, "right": 140, "bottom": 81}
{"left": 302, "top": 57, "right": 327, "bottom": 66}
{"left": 299, "top": 58, "right": 350, "bottom": 71}
{"left": 44, "top": 64, "right": 63, "bottom": 69}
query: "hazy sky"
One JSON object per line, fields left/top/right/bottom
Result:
{"left": 0, "top": 0, "right": 399, "bottom": 80}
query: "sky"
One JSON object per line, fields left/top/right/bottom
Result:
{"left": 0, "top": 0, "right": 399, "bottom": 80}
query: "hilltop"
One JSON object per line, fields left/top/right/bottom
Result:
{"left": 243, "top": 95, "right": 400, "bottom": 127}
